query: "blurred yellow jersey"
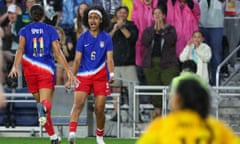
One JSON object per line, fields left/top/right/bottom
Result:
{"left": 136, "top": 110, "right": 240, "bottom": 144}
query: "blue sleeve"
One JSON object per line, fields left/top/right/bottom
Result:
{"left": 76, "top": 35, "right": 84, "bottom": 52}
{"left": 18, "top": 27, "right": 26, "bottom": 37}
{"left": 50, "top": 26, "right": 59, "bottom": 42}
{"left": 106, "top": 35, "right": 113, "bottom": 52}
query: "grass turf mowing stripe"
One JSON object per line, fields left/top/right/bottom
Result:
{"left": 0, "top": 137, "right": 136, "bottom": 144}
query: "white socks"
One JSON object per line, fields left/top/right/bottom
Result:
{"left": 96, "top": 136, "right": 105, "bottom": 144}
{"left": 50, "top": 134, "right": 58, "bottom": 140}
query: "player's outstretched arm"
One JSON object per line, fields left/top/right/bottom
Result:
{"left": 0, "top": 84, "right": 5, "bottom": 108}
{"left": 107, "top": 51, "right": 114, "bottom": 83}
{"left": 65, "top": 51, "right": 82, "bottom": 88}
{"left": 72, "top": 51, "right": 82, "bottom": 76}
{"left": 0, "top": 47, "right": 5, "bottom": 108}
{"left": 8, "top": 36, "right": 25, "bottom": 78}
{"left": 52, "top": 40, "right": 78, "bottom": 87}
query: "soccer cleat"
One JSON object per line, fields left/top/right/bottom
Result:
{"left": 51, "top": 136, "right": 61, "bottom": 144}
{"left": 68, "top": 133, "right": 76, "bottom": 144}
{"left": 37, "top": 103, "right": 46, "bottom": 126}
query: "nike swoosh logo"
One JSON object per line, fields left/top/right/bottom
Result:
{"left": 84, "top": 44, "right": 90, "bottom": 47}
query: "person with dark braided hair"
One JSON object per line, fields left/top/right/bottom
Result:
{"left": 136, "top": 74, "right": 240, "bottom": 144}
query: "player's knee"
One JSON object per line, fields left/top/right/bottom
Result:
{"left": 94, "top": 106, "right": 105, "bottom": 116}
{"left": 73, "top": 102, "right": 85, "bottom": 111}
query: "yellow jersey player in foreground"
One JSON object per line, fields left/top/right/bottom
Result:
{"left": 136, "top": 74, "right": 239, "bottom": 144}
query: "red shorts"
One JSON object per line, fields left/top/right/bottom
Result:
{"left": 24, "top": 72, "right": 55, "bottom": 93}
{"left": 75, "top": 70, "right": 110, "bottom": 96}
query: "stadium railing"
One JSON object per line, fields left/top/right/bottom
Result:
{"left": 133, "top": 85, "right": 240, "bottom": 137}
{"left": 1, "top": 86, "right": 121, "bottom": 138}
{"left": 1, "top": 88, "right": 41, "bottom": 136}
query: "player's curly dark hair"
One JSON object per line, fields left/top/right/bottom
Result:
{"left": 30, "top": 4, "right": 44, "bottom": 22}
{"left": 83, "top": 5, "right": 110, "bottom": 30}
{"left": 176, "top": 79, "right": 210, "bottom": 119}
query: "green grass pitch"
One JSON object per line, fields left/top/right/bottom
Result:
{"left": 0, "top": 137, "right": 136, "bottom": 144}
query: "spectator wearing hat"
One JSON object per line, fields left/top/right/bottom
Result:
{"left": 0, "top": 0, "right": 15, "bottom": 26}
{"left": 1, "top": 4, "right": 22, "bottom": 86}
{"left": 4, "top": 4, "right": 22, "bottom": 52}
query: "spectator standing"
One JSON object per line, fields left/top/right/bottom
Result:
{"left": 0, "top": 0, "right": 15, "bottom": 26}
{"left": 2, "top": 4, "right": 22, "bottom": 86}
{"left": 131, "top": 0, "right": 158, "bottom": 85}
{"left": 142, "top": 5, "right": 179, "bottom": 117}
{"left": 74, "top": 2, "right": 89, "bottom": 39}
{"left": 131, "top": 0, "right": 158, "bottom": 66}
{"left": 199, "top": 0, "right": 225, "bottom": 85}
{"left": 166, "top": 0, "right": 200, "bottom": 57}
{"left": 15, "top": 0, "right": 37, "bottom": 33}
{"left": 108, "top": 6, "right": 138, "bottom": 121}
{"left": 3, "top": 4, "right": 22, "bottom": 52}
{"left": 180, "top": 31, "right": 212, "bottom": 83}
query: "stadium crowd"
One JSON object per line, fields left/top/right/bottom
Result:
{"left": 0, "top": 0, "right": 228, "bottom": 87}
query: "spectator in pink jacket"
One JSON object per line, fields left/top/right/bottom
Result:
{"left": 131, "top": 0, "right": 158, "bottom": 66}
{"left": 166, "top": 0, "right": 200, "bottom": 57}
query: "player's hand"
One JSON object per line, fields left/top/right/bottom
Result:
{"left": 66, "top": 70, "right": 80, "bottom": 88}
{"left": 109, "top": 77, "right": 114, "bottom": 84}
{"left": 109, "top": 72, "right": 114, "bottom": 84}
{"left": 64, "top": 77, "right": 80, "bottom": 89}
{"left": 113, "top": 23, "right": 119, "bottom": 31}
{"left": 187, "top": 38, "right": 194, "bottom": 46}
{"left": 64, "top": 80, "right": 71, "bottom": 89}
{"left": 8, "top": 66, "right": 20, "bottom": 78}
{"left": 72, "top": 76, "right": 80, "bottom": 88}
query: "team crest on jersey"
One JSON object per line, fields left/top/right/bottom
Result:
{"left": 100, "top": 41, "right": 104, "bottom": 48}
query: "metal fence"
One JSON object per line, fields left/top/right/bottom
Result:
{"left": 2, "top": 86, "right": 121, "bottom": 137}
{"left": 132, "top": 85, "right": 240, "bottom": 137}
{"left": 2, "top": 82, "right": 240, "bottom": 138}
